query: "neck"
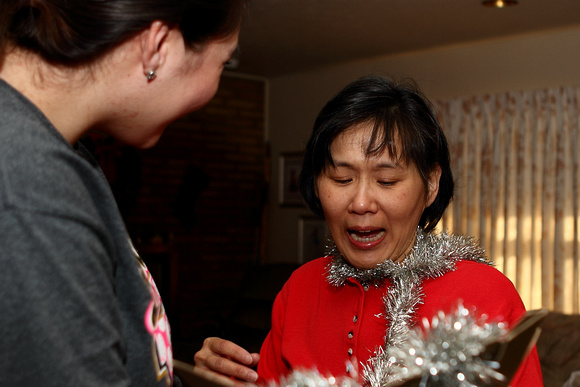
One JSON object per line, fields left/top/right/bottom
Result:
{"left": 0, "top": 50, "right": 101, "bottom": 144}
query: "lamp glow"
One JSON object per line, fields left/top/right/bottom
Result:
{"left": 482, "top": 0, "right": 518, "bottom": 7}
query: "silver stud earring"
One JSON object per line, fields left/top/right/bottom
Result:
{"left": 146, "top": 70, "right": 157, "bottom": 81}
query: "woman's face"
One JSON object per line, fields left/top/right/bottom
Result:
{"left": 113, "top": 28, "right": 240, "bottom": 148}
{"left": 316, "top": 124, "right": 440, "bottom": 269}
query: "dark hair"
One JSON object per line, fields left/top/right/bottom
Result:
{"left": 299, "top": 75, "right": 454, "bottom": 233}
{"left": 0, "top": 0, "right": 248, "bottom": 66}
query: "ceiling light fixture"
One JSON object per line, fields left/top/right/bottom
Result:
{"left": 482, "top": 0, "right": 518, "bottom": 7}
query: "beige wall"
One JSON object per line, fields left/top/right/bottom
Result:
{"left": 265, "top": 26, "right": 580, "bottom": 264}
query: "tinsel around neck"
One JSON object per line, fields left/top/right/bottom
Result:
{"left": 323, "top": 228, "right": 493, "bottom": 387}
{"left": 325, "top": 228, "right": 490, "bottom": 288}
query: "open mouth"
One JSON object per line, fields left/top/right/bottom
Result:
{"left": 348, "top": 229, "right": 386, "bottom": 243}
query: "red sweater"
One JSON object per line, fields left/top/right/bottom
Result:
{"left": 257, "top": 257, "right": 543, "bottom": 386}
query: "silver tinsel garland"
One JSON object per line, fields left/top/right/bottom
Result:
{"left": 324, "top": 229, "right": 496, "bottom": 386}
{"left": 372, "top": 304, "right": 508, "bottom": 386}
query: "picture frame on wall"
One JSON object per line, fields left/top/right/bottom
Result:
{"left": 298, "top": 216, "right": 329, "bottom": 264}
{"left": 278, "top": 152, "right": 304, "bottom": 206}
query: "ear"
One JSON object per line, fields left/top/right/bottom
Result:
{"left": 425, "top": 164, "right": 441, "bottom": 208}
{"left": 139, "top": 21, "right": 171, "bottom": 77}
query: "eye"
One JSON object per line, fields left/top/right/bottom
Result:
{"left": 378, "top": 180, "right": 396, "bottom": 187}
{"left": 224, "top": 58, "right": 239, "bottom": 69}
{"left": 333, "top": 178, "right": 352, "bottom": 184}
{"left": 224, "top": 47, "right": 241, "bottom": 69}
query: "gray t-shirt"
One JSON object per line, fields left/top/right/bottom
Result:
{"left": 0, "top": 79, "right": 176, "bottom": 386}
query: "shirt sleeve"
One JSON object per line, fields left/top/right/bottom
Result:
{"left": 0, "top": 208, "right": 130, "bottom": 386}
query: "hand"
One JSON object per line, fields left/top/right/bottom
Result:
{"left": 193, "top": 337, "right": 260, "bottom": 386}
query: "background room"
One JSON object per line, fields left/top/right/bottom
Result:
{"left": 87, "top": 1, "right": 580, "bottom": 385}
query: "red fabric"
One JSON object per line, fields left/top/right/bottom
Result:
{"left": 257, "top": 257, "right": 543, "bottom": 386}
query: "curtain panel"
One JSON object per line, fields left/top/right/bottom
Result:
{"left": 435, "top": 87, "right": 580, "bottom": 314}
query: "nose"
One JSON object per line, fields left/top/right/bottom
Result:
{"left": 348, "top": 183, "right": 379, "bottom": 215}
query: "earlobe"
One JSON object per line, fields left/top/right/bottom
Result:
{"left": 140, "top": 21, "right": 171, "bottom": 79}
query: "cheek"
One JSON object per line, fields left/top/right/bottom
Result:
{"left": 200, "top": 72, "right": 222, "bottom": 103}
{"left": 390, "top": 190, "right": 427, "bottom": 219}
{"left": 319, "top": 193, "right": 347, "bottom": 227}
{"left": 317, "top": 185, "right": 335, "bottom": 209}
{"left": 184, "top": 76, "right": 220, "bottom": 112}
{"left": 195, "top": 86, "right": 217, "bottom": 108}
{"left": 181, "top": 56, "right": 223, "bottom": 109}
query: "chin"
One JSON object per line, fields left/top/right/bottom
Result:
{"left": 345, "top": 257, "right": 382, "bottom": 270}
{"left": 138, "top": 136, "right": 162, "bottom": 149}
{"left": 356, "top": 262, "right": 383, "bottom": 270}
{"left": 131, "top": 128, "right": 165, "bottom": 149}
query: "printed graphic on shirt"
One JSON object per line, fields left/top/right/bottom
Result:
{"left": 130, "top": 240, "right": 174, "bottom": 385}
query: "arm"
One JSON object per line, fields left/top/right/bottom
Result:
{"left": 459, "top": 263, "right": 543, "bottom": 387}
{"left": 192, "top": 337, "right": 259, "bottom": 386}
{"left": 421, "top": 261, "right": 543, "bottom": 387}
{"left": 0, "top": 209, "right": 130, "bottom": 386}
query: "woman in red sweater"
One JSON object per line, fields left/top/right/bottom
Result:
{"left": 194, "top": 76, "right": 543, "bottom": 386}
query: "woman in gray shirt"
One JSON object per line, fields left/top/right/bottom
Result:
{"left": 0, "top": 1, "right": 247, "bottom": 385}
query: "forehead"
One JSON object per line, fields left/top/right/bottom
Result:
{"left": 332, "top": 125, "right": 370, "bottom": 153}
{"left": 331, "top": 123, "right": 401, "bottom": 161}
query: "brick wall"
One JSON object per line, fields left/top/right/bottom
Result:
{"left": 95, "top": 75, "right": 267, "bottom": 359}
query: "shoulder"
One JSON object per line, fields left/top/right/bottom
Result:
{"left": 447, "top": 260, "right": 516, "bottom": 290}
{"left": 285, "top": 257, "right": 330, "bottom": 286}
{"left": 421, "top": 260, "right": 526, "bottom": 324}
{"left": 276, "top": 257, "right": 331, "bottom": 301}
{"left": 425, "top": 260, "right": 518, "bottom": 296}
{"left": 0, "top": 104, "right": 103, "bottom": 218}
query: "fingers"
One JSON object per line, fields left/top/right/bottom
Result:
{"left": 193, "top": 337, "right": 259, "bottom": 384}
{"left": 211, "top": 337, "right": 256, "bottom": 366}
{"left": 204, "top": 351, "right": 258, "bottom": 383}
{"left": 249, "top": 353, "right": 260, "bottom": 367}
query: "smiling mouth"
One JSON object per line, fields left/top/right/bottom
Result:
{"left": 348, "top": 229, "right": 386, "bottom": 243}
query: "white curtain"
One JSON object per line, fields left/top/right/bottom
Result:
{"left": 435, "top": 87, "right": 580, "bottom": 314}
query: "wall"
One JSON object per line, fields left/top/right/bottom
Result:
{"left": 265, "top": 26, "right": 580, "bottom": 264}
